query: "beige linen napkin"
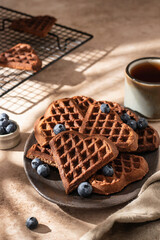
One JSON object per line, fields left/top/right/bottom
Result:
{"left": 80, "top": 171, "right": 160, "bottom": 240}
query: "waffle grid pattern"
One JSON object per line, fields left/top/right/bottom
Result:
{"left": 50, "top": 131, "right": 118, "bottom": 193}
{"left": 137, "top": 126, "right": 159, "bottom": 152}
{"left": 35, "top": 98, "right": 85, "bottom": 146}
{"left": 90, "top": 153, "right": 149, "bottom": 195}
{"left": 72, "top": 96, "right": 95, "bottom": 113}
{"left": 0, "top": 43, "right": 41, "bottom": 71}
{"left": 79, "top": 104, "right": 137, "bottom": 151}
{"left": 0, "top": 6, "right": 93, "bottom": 97}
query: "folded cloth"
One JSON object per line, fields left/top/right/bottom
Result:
{"left": 80, "top": 170, "right": 160, "bottom": 240}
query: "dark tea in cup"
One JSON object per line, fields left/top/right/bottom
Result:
{"left": 130, "top": 61, "right": 160, "bottom": 83}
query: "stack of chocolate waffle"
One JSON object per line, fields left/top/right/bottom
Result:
{"left": 26, "top": 96, "right": 159, "bottom": 196}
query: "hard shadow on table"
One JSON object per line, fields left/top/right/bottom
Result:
{"left": 0, "top": 47, "right": 113, "bottom": 115}
{"left": 34, "top": 224, "right": 51, "bottom": 234}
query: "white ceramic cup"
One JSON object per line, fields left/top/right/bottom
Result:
{"left": 124, "top": 57, "right": 160, "bottom": 119}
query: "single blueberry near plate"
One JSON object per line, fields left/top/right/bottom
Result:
{"left": 31, "top": 158, "right": 42, "bottom": 170}
{"left": 137, "top": 118, "right": 148, "bottom": 129}
{"left": 127, "top": 119, "right": 137, "bottom": 131}
{"left": 77, "top": 182, "right": 92, "bottom": 197}
{"left": 53, "top": 124, "right": 66, "bottom": 135}
{"left": 102, "top": 165, "right": 114, "bottom": 176}
{"left": 26, "top": 217, "right": 38, "bottom": 230}
{"left": 0, "top": 113, "right": 9, "bottom": 121}
{"left": 0, "top": 126, "right": 5, "bottom": 135}
{"left": 120, "top": 113, "right": 131, "bottom": 123}
{"left": 37, "top": 164, "right": 50, "bottom": 177}
{"left": 100, "top": 103, "right": 110, "bottom": 113}
{"left": 5, "top": 122, "right": 17, "bottom": 133}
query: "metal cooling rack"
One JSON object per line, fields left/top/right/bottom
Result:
{"left": 0, "top": 6, "right": 93, "bottom": 97}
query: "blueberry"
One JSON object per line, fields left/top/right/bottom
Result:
{"left": 102, "top": 165, "right": 114, "bottom": 176}
{"left": 31, "top": 158, "right": 42, "bottom": 170}
{"left": 0, "top": 113, "right": 9, "bottom": 121}
{"left": 121, "top": 113, "right": 131, "bottom": 123}
{"left": 1, "top": 119, "right": 9, "bottom": 128}
{"left": 53, "top": 124, "right": 66, "bottom": 135}
{"left": 0, "top": 126, "right": 5, "bottom": 135}
{"left": 26, "top": 217, "right": 38, "bottom": 230}
{"left": 137, "top": 118, "right": 148, "bottom": 129}
{"left": 5, "top": 122, "right": 17, "bottom": 133}
{"left": 37, "top": 164, "right": 50, "bottom": 177}
{"left": 77, "top": 182, "right": 92, "bottom": 197}
{"left": 127, "top": 119, "right": 137, "bottom": 131}
{"left": 100, "top": 103, "right": 110, "bottom": 113}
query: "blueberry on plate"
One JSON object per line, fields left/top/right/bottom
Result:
{"left": 31, "top": 158, "right": 42, "bottom": 170}
{"left": 53, "top": 124, "right": 66, "bottom": 135}
{"left": 5, "top": 122, "right": 17, "bottom": 134}
{"left": 137, "top": 118, "right": 148, "bottom": 129}
{"left": 77, "top": 182, "right": 92, "bottom": 197}
{"left": 100, "top": 103, "right": 110, "bottom": 113}
{"left": 0, "top": 126, "right": 5, "bottom": 135}
{"left": 120, "top": 113, "right": 131, "bottom": 123}
{"left": 102, "top": 165, "right": 114, "bottom": 176}
{"left": 127, "top": 119, "right": 137, "bottom": 131}
{"left": 26, "top": 217, "right": 38, "bottom": 230}
{"left": 0, "top": 113, "right": 9, "bottom": 121}
{"left": 37, "top": 164, "right": 50, "bottom": 177}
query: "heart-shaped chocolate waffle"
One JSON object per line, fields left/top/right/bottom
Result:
{"left": 49, "top": 130, "right": 119, "bottom": 194}
{"left": 34, "top": 98, "right": 85, "bottom": 146}
{"left": 79, "top": 104, "right": 138, "bottom": 152}
{"left": 0, "top": 43, "right": 42, "bottom": 72}
{"left": 89, "top": 153, "right": 149, "bottom": 195}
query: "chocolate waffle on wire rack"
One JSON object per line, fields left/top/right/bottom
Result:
{"left": 0, "top": 6, "right": 93, "bottom": 97}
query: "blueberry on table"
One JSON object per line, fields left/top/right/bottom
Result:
{"left": 26, "top": 217, "right": 38, "bottom": 230}
{"left": 102, "top": 165, "right": 114, "bottom": 176}
{"left": 0, "top": 113, "right": 9, "bottom": 121}
{"left": 0, "top": 126, "right": 5, "bottom": 135}
{"left": 5, "top": 122, "right": 17, "bottom": 133}
{"left": 53, "top": 124, "right": 66, "bottom": 135}
{"left": 37, "top": 164, "right": 50, "bottom": 177}
{"left": 100, "top": 103, "right": 110, "bottom": 113}
{"left": 127, "top": 119, "right": 137, "bottom": 131}
{"left": 31, "top": 158, "right": 42, "bottom": 170}
{"left": 120, "top": 113, "right": 131, "bottom": 123}
{"left": 77, "top": 182, "right": 92, "bottom": 197}
{"left": 137, "top": 118, "right": 148, "bottom": 129}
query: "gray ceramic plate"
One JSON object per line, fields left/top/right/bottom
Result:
{"left": 24, "top": 132, "right": 159, "bottom": 209}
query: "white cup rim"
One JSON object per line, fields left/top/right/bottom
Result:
{"left": 126, "top": 57, "right": 160, "bottom": 86}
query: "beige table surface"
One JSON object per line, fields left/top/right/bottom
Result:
{"left": 0, "top": 1, "right": 160, "bottom": 239}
